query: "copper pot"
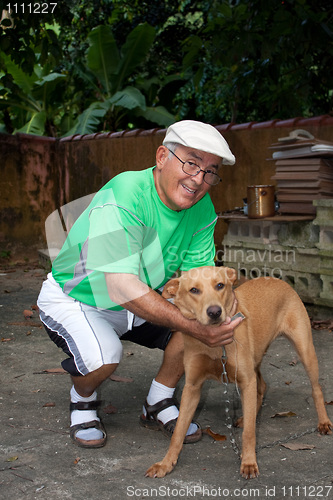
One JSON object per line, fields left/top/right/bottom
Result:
{"left": 247, "top": 185, "right": 275, "bottom": 219}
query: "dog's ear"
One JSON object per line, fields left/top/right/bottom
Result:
{"left": 162, "top": 278, "right": 180, "bottom": 298}
{"left": 226, "top": 267, "right": 237, "bottom": 285}
{"left": 218, "top": 266, "right": 237, "bottom": 285}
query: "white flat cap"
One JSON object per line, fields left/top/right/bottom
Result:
{"left": 163, "top": 120, "right": 235, "bottom": 165}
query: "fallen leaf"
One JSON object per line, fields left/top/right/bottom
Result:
{"left": 31, "top": 305, "right": 39, "bottom": 312}
{"left": 289, "top": 358, "right": 298, "bottom": 366}
{"left": 23, "top": 309, "right": 33, "bottom": 319}
{"left": 42, "top": 368, "right": 67, "bottom": 374}
{"left": 1, "top": 337, "right": 12, "bottom": 342}
{"left": 43, "top": 402, "right": 56, "bottom": 407}
{"left": 202, "top": 426, "right": 227, "bottom": 441}
{"left": 271, "top": 411, "right": 297, "bottom": 418}
{"left": 103, "top": 404, "right": 118, "bottom": 414}
{"left": 311, "top": 319, "right": 333, "bottom": 331}
{"left": 281, "top": 442, "right": 315, "bottom": 451}
{"left": 109, "top": 374, "right": 133, "bottom": 383}
{"left": 325, "top": 401, "right": 333, "bottom": 406}
{"left": 73, "top": 457, "right": 81, "bottom": 465}
{"left": 285, "top": 381, "right": 292, "bottom": 385}
{"left": 26, "top": 331, "right": 32, "bottom": 336}
{"left": 6, "top": 456, "right": 18, "bottom": 462}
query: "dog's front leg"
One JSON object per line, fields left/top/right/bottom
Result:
{"left": 145, "top": 383, "right": 202, "bottom": 478}
{"left": 239, "top": 375, "right": 259, "bottom": 479}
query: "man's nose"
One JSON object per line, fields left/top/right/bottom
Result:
{"left": 191, "top": 169, "right": 206, "bottom": 185}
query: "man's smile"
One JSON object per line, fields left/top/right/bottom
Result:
{"left": 181, "top": 183, "right": 197, "bottom": 195}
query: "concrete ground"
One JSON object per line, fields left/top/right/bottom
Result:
{"left": 1, "top": 253, "right": 332, "bottom": 500}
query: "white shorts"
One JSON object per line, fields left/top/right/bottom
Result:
{"left": 37, "top": 273, "right": 171, "bottom": 376}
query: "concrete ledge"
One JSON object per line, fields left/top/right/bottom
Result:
{"left": 38, "top": 248, "right": 59, "bottom": 267}
{"left": 222, "top": 201, "right": 333, "bottom": 306}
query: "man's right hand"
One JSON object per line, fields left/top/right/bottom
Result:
{"left": 188, "top": 314, "right": 244, "bottom": 348}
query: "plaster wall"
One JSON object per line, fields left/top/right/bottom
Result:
{"left": 1, "top": 116, "right": 332, "bottom": 247}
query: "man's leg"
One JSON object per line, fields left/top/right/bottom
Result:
{"left": 38, "top": 276, "right": 128, "bottom": 447}
{"left": 154, "top": 330, "right": 184, "bottom": 387}
{"left": 143, "top": 331, "right": 201, "bottom": 440}
{"left": 72, "top": 363, "right": 118, "bottom": 397}
{"left": 70, "top": 363, "right": 118, "bottom": 446}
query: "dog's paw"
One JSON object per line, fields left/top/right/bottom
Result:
{"left": 318, "top": 420, "right": 333, "bottom": 435}
{"left": 240, "top": 462, "right": 259, "bottom": 480}
{"left": 145, "top": 462, "right": 175, "bottom": 478}
{"left": 234, "top": 416, "right": 244, "bottom": 428}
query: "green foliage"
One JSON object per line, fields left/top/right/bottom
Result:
{"left": 0, "top": 52, "right": 66, "bottom": 135}
{"left": 178, "top": 0, "right": 333, "bottom": 123}
{"left": 0, "top": 0, "right": 64, "bottom": 73}
{"left": 0, "top": 0, "right": 332, "bottom": 136}
{"left": 0, "top": 19, "right": 176, "bottom": 135}
{"left": 65, "top": 23, "right": 175, "bottom": 135}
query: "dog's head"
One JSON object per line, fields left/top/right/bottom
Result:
{"left": 162, "top": 266, "right": 237, "bottom": 326}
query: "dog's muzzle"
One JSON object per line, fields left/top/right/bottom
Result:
{"left": 206, "top": 305, "right": 222, "bottom": 322}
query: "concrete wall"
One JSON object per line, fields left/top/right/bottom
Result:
{"left": 1, "top": 115, "right": 333, "bottom": 247}
{"left": 222, "top": 199, "right": 333, "bottom": 307}
{"left": 0, "top": 134, "right": 62, "bottom": 242}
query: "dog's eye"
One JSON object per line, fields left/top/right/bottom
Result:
{"left": 189, "top": 287, "right": 200, "bottom": 294}
{"left": 216, "top": 283, "right": 225, "bottom": 291}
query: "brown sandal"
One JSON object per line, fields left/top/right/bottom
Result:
{"left": 70, "top": 401, "right": 107, "bottom": 448}
{"left": 139, "top": 397, "right": 202, "bottom": 444}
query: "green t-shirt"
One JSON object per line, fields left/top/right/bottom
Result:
{"left": 52, "top": 167, "right": 217, "bottom": 310}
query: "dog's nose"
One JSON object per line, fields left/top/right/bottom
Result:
{"left": 207, "top": 305, "right": 222, "bottom": 321}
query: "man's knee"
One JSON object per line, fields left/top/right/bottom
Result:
{"left": 105, "top": 336, "right": 123, "bottom": 364}
{"left": 72, "top": 362, "right": 119, "bottom": 395}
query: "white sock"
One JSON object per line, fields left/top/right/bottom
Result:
{"left": 70, "top": 386, "right": 103, "bottom": 441}
{"left": 144, "top": 379, "right": 198, "bottom": 436}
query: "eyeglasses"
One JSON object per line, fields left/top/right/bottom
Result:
{"left": 167, "top": 149, "right": 222, "bottom": 186}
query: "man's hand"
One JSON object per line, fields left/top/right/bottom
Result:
{"left": 188, "top": 314, "right": 243, "bottom": 348}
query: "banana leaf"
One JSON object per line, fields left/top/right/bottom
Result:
{"left": 114, "top": 23, "right": 155, "bottom": 92}
{"left": 15, "top": 110, "right": 47, "bottom": 135}
{"left": 2, "top": 53, "right": 37, "bottom": 94}
{"left": 137, "top": 106, "right": 175, "bottom": 127}
{"left": 108, "top": 87, "right": 146, "bottom": 111}
{"left": 63, "top": 102, "right": 109, "bottom": 137}
{"left": 86, "top": 25, "right": 120, "bottom": 95}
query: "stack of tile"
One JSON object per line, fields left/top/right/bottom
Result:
{"left": 270, "top": 133, "right": 333, "bottom": 215}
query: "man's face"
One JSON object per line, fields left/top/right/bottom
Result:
{"left": 153, "top": 145, "right": 222, "bottom": 211}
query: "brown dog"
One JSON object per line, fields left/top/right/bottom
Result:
{"left": 145, "top": 266, "right": 332, "bottom": 479}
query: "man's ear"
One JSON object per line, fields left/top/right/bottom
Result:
{"left": 162, "top": 278, "right": 180, "bottom": 299}
{"left": 155, "top": 145, "right": 169, "bottom": 170}
{"left": 218, "top": 266, "right": 237, "bottom": 285}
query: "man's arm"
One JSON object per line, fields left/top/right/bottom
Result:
{"left": 105, "top": 273, "right": 242, "bottom": 347}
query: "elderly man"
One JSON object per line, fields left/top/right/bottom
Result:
{"left": 37, "top": 120, "right": 243, "bottom": 448}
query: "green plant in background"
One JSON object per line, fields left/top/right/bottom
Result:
{"left": 0, "top": 250, "right": 11, "bottom": 259}
{"left": 0, "top": 51, "right": 66, "bottom": 135}
{"left": 65, "top": 23, "right": 175, "bottom": 136}
{"left": 0, "top": 0, "right": 332, "bottom": 136}
{"left": 0, "top": 11, "right": 177, "bottom": 135}
{"left": 178, "top": 0, "right": 333, "bottom": 124}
